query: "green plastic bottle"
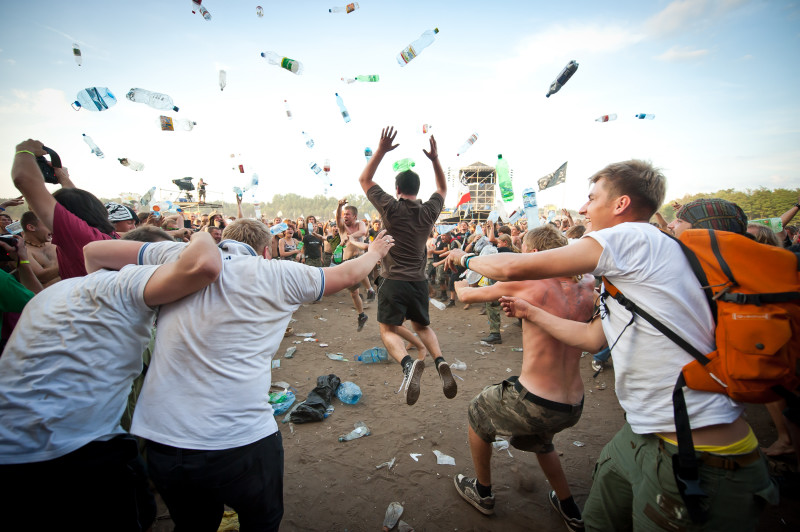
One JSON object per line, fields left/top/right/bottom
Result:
{"left": 497, "top": 154, "right": 514, "bottom": 203}
{"left": 393, "top": 158, "right": 415, "bottom": 172}
{"left": 355, "top": 74, "right": 379, "bottom": 82}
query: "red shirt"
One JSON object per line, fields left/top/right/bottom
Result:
{"left": 51, "top": 202, "right": 119, "bottom": 279}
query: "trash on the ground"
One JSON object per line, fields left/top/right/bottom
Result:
{"left": 304, "top": 338, "right": 318, "bottom": 342}
{"left": 382, "top": 501, "right": 403, "bottom": 532}
{"left": 271, "top": 391, "right": 296, "bottom": 415}
{"left": 511, "top": 347, "right": 523, "bottom": 352}
{"left": 336, "top": 381, "right": 362, "bottom": 404}
{"left": 271, "top": 359, "right": 281, "bottom": 369}
{"left": 285, "top": 347, "right": 296, "bottom": 358}
{"left": 397, "top": 520, "right": 415, "bottom": 532}
{"left": 492, "top": 438, "right": 513, "bottom": 457}
{"left": 453, "top": 374, "right": 464, "bottom": 381}
{"left": 573, "top": 441, "right": 585, "bottom": 447}
{"left": 317, "top": 317, "right": 328, "bottom": 321}
{"left": 376, "top": 457, "right": 396, "bottom": 470}
{"left": 320, "top": 343, "right": 329, "bottom": 347}
{"left": 433, "top": 450, "right": 455, "bottom": 465}
{"left": 410, "top": 453, "right": 422, "bottom": 462}
{"left": 293, "top": 340, "right": 302, "bottom": 344}
{"left": 595, "top": 383, "right": 606, "bottom": 390}
{"left": 290, "top": 374, "right": 340, "bottom": 423}
{"left": 450, "top": 359, "right": 466, "bottom": 370}
{"left": 326, "top": 353, "right": 347, "bottom": 361}
{"left": 339, "top": 421, "right": 370, "bottom": 442}
{"left": 430, "top": 298, "right": 446, "bottom": 311}
{"left": 295, "top": 332, "right": 316, "bottom": 337}
{"left": 506, "top": 368, "right": 512, "bottom": 372}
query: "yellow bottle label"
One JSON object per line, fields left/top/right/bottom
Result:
{"left": 160, "top": 115, "right": 174, "bottom": 131}
{"left": 346, "top": 3, "right": 355, "bottom": 13}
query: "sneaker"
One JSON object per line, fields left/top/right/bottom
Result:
{"left": 446, "top": 299, "right": 456, "bottom": 308}
{"left": 357, "top": 314, "right": 368, "bottom": 332}
{"left": 453, "top": 474, "right": 494, "bottom": 515}
{"left": 548, "top": 490, "right": 584, "bottom": 532}
{"left": 366, "top": 289, "right": 376, "bottom": 302}
{"left": 399, "top": 359, "right": 424, "bottom": 405}
{"left": 481, "top": 333, "right": 502, "bottom": 344}
{"left": 437, "top": 361, "right": 458, "bottom": 399}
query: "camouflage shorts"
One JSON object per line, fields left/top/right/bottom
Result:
{"left": 468, "top": 376, "right": 583, "bottom": 453}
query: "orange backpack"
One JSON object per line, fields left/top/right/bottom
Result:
{"left": 602, "top": 228, "right": 800, "bottom": 523}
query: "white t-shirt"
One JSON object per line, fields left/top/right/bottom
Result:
{"left": 132, "top": 241, "right": 324, "bottom": 450}
{"left": 0, "top": 265, "right": 158, "bottom": 464}
{"left": 586, "top": 222, "right": 743, "bottom": 434}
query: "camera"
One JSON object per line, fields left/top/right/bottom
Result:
{"left": 36, "top": 146, "right": 63, "bottom": 185}
{"left": 0, "top": 234, "right": 17, "bottom": 261}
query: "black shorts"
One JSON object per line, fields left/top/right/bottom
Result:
{"left": 377, "top": 278, "right": 430, "bottom": 326}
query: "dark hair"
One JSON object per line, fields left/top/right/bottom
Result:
{"left": 121, "top": 226, "right": 172, "bottom": 243}
{"left": 395, "top": 170, "right": 420, "bottom": 196}
{"left": 52, "top": 188, "right": 116, "bottom": 236}
{"left": 20, "top": 210, "right": 39, "bottom": 229}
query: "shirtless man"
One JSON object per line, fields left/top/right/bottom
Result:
{"left": 451, "top": 224, "right": 595, "bottom": 530}
{"left": 336, "top": 198, "right": 375, "bottom": 331}
{"left": 20, "top": 211, "right": 60, "bottom": 287}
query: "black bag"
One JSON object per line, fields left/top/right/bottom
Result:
{"left": 290, "top": 374, "right": 341, "bottom": 424}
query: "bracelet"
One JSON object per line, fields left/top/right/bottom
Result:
{"left": 18, "top": 260, "right": 30, "bottom": 265}
{"left": 794, "top": 203, "right": 800, "bottom": 209}
{"left": 15, "top": 150, "right": 35, "bottom": 157}
{"left": 0, "top": 206, "right": 5, "bottom": 211}
{"left": 460, "top": 253, "right": 474, "bottom": 268}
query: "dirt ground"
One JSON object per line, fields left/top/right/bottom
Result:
{"left": 151, "top": 290, "right": 799, "bottom": 531}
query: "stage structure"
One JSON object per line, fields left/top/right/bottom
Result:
{"left": 439, "top": 161, "right": 497, "bottom": 223}
{"left": 159, "top": 177, "right": 222, "bottom": 211}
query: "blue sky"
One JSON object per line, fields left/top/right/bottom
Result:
{"left": 0, "top": 0, "right": 798, "bottom": 214}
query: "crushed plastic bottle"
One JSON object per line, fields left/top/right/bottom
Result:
{"left": 338, "top": 421, "right": 370, "bottom": 442}
{"left": 72, "top": 43, "right": 82, "bottom": 66}
{"left": 595, "top": 113, "right": 617, "bottom": 123}
{"left": 160, "top": 116, "right": 196, "bottom": 131}
{"left": 382, "top": 502, "right": 403, "bottom": 532}
{"left": 302, "top": 131, "right": 315, "bottom": 149}
{"left": 329, "top": 2, "right": 359, "bottom": 13}
{"left": 326, "top": 353, "right": 347, "bottom": 361}
{"left": 256, "top": 5, "right": 263, "bottom": 17}
{"left": 284, "top": 346, "right": 296, "bottom": 358}
{"left": 546, "top": 60, "right": 579, "bottom": 98}
{"left": 118, "top": 158, "right": 144, "bottom": 171}
{"left": 456, "top": 133, "right": 478, "bottom": 156}
{"left": 261, "top": 51, "right": 303, "bottom": 75}
{"left": 310, "top": 162, "right": 323, "bottom": 175}
{"left": 635, "top": 113, "right": 655, "bottom": 120}
{"left": 219, "top": 70, "right": 226, "bottom": 91}
{"left": 336, "top": 381, "right": 362, "bottom": 404}
{"left": 430, "top": 298, "right": 446, "bottom": 310}
{"left": 271, "top": 390, "right": 296, "bottom": 415}
{"left": 393, "top": 158, "right": 415, "bottom": 172}
{"left": 73, "top": 87, "right": 116, "bottom": 112}
{"left": 397, "top": 28, "right": 439, "bottom": 66}
{"left": 127, "top": 88, "right": 179, "bottom": 112}
{"left": 357, "top": 347, "right": 390, "bottom": 363}
{"left": 433, "top": 450, "right": 455, "bottom": 465}
{"left": 522, "top": 188, "right": 540, "bottom": 228}
{"left": 82, "top": 134, "right": 103, "bottom": 158}
{"left": 191, "top": 1, "right": 211, "bottom": 20}
{"left": 269, "top": 222, "right": 289, "bottom": 235}
{"left": 355, "top": 74, "right": 379, "bottom": 82}
{"left": 450, "top": 359, "right": 467, "bottom": 370}
{"left": 364, "top": 147, "right": 373, "bottom": 162}
{"left": 335, "top": 93, "right": 351, "bottom": 123}
{"left": 283, "top": 99, "right": 292, "bottom": 119}
{"left": 497, "top": 154, "right": 513, "bottom": 203}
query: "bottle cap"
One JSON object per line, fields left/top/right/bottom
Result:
{"left": 434, "top": 28, "right": 439, "bottom": 33}
{"left": 173, "top": 106, "right": 179, "bottom": 112}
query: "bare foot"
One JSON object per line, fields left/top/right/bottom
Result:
{"left": 762, "top": 439, "right": 794, "bottom": 457}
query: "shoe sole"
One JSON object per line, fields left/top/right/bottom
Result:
{"left": 438, "top": 363, "right": 457, "bottom": 399}
{"left": 548, "top": 490, "right": 583, "bottom": 532}
{"left": 453, "top": 475, "right": 494, "bottom": 516}
{"left": 405, "top": 360, "right": 424, "bottom": 406}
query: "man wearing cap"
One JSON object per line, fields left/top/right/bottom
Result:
{"left": 105, "top": 202, "right": 138, "bottom": 234}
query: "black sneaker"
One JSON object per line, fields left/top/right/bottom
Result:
{"left": 357, "top": 314, "right": 368, "bottom": 332}
{"left": 453, "top": 474, "right": 494, "bottom": 515}
{"left": 400, "top": 359, "right": 424, "bottom": 405}
{"left": 446, "top": 299, "right": 456, "bottom": 308}
{"left": 481, "top": 333, "right": 502, "bottom": 344}
{"left": 548, "top": 490, "right": 584, "bottom": 532}
{"left": 366, "top": 289, "right": 376, "bottom": 302}
{"left": 437, "top": 361, "right": 457, "bottom": 399}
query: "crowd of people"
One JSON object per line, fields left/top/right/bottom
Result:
{"left": 0, "top": 132, "right": 799, "bottom": 531}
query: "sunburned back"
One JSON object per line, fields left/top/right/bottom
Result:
{"left": 516, "top": 276, "right": 596, "bottom": 404}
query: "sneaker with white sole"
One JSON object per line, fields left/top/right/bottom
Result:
{"left": 548, "top": 490, "right": 585, "bottom": 532}
{"left": 453, "top": 474, "right": 494, "bottom": 515}
{"left": 437, "top": 361, "right": 457, "bottom": 399}
{"left": 399, "top": 359, "right": 424, "bottom": 405}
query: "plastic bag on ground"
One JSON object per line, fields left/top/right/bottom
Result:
{"left": 290, "top": 374, "right": 340, "bottom": 423}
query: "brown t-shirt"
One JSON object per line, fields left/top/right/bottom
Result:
{"left": 367, "top": 184, "right": 444, "bottom": 281}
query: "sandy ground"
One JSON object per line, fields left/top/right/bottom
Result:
{"left": 150, "top": 290, "right": 799, "bottom": 531}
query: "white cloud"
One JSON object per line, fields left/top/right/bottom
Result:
{"left": 656, "top": 45, "right": 710, "bottom": 61}
{"left": 645, "top": 0, "right": 751, "bottom": 37}
{"left": 740, "top": 54, "right": 753, "bottom": 60}
{"left": 5, "top": 59, "right": 15, "bottom": 66}
{"left": 0, "top": 88, "right": 69, "bottom": 115}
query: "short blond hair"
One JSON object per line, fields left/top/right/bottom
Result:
{"left": 222, "top": 219, "right": 272, "bottom": 255}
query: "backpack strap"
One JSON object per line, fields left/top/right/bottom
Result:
{"left": 663, "top": 230, "right": 718, "bottom": 324}
{"left": 716, "top": 291, "right": 800, "bottom": 305}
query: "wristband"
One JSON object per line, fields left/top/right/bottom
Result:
{"left": 19, "top": 260, "right": 30, "bottom": 265}
{"left": 462, "top": 253, "right": 476, "bottom": 269}
{"left": 0, "top": 207, "right": 5, "bottom": 211}
{"left": 15, "top": 150, "right": 35, "bottom": 157}
{"left": 794, "top": 203, "right": 800, "bottom": 209}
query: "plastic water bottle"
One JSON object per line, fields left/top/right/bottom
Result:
{"left": 335, "top": 93, "right": 351, "bottom": 123}
{"left": 270, "top": 222, "right": 288, "bottom": 235}
{"left": 339, "top": 421, "right": 370, "bottom": 442}
{"left": 151, "top": 201, "right": 173, "bottom": 215}
{"left": 341, "top": 77, "right": 356, "bottom": 84}
{"left": 329, "top": 2, "right": 359, "bottom": 13}
{"left": 219, "top": 70, "right": 226, "bottom": 91}
{"left": 191, "top": 1, "right": 211, "bottom": 20}
{"left": 595, "top": 113, "right": 617, "bottom": 122}
{"left": 127, "top": 88, "right": 179, "bottom": 112}
{"left": 522, "top": 188, "right": 540, "bottom": 227}
{"left": 364, "top": 147, "right": 373, "bottom": 162}
{"left": 283, "top": 99, "right": 292, "bottom": 119}
{"left": 356, "top": 347, "right": 390, "bottom": 364}
{"left": 393, "top": 158, "right": 415, "bottom": 172}
{"left": 310, "top": 162, "right": 323, "bottom": 175}
{"left": 397, "top": 28, "right": 439, "bottom": 66}
{"left": 82, "top": 134, "right": 103, "bottom": 158}
{"left": 302, "top": 131, "right": 315, "bottom": 149}
{"left": 423, "top": 124, "right": 432, "bottom": 134}
{"left": 497, "top": 154, "right": 513, "bottom": 203}
{"left": 261, "top": 51, "right": 304, "bottom": 75}
{"left": 323, "top": 159, "right": 331, "bottom": 173}
{"left": 635, "top": 113, "right": 655, "bottom": 120}
{"left": 118, "top": 158, "right": 144, "bottom": 171}
{"left": 546, "top": 60, "right": 579, "bottom": 98}
{"left": 457, "top": 133, "right": 478, "bottom": 156}
{"left": 355, "top": 74, "right": 379, "bottom": 82}
{"left": 336, "top": 381, "right": 362, "bottom": 404}
{"left": 72, "top": 43, "right": 82, "bottom": 66}
{"left": 73, "top": 87, "right": 116, "bottom": 112}
{"left": 450, "top": 359, "right": 467, "bottom": 370}
{"left": 256, "top": 5, "right": 263, "bottom": 17}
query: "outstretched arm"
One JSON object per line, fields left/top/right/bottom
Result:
{"left": 423, "top": 135, "right": 445, "bottom": 198}
{"left": 454, "top": 279, "right": 527, "bottom": 304}
{"left": 323, "top": 230, "right": 393, "bottom": 294}
{"left": 500, "top": 296, "right": 607, "bottom": 352}
{"left": 359, "top": 126, "right": 399, "bottom": 195}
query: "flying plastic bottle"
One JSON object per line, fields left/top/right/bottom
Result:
{"left": 72, "top": 87, "right": 116, "bottom": 111}
{"left": 397, "top": 28, "right": 439, "bottom": 66}
{"left": 302, "top": 131, "right": 315, "bottom": 149}
{"left": 635, "top": 113, "right": 655, "bottom": 120}
{"left": 219, "top": 70, "right": 226, "bottom": 91}
{"left": 283, "top": 99, "right": 292, "bottom": 119}
{"left": 82, "top": 134, "right": 103, "bottom": 158}
{"left": 256, "top": 5, "right": 263, "bottom": 17}
{"left": 456, "top": 133, "right": 478, "bottom": 156}
{"left": 335, "top": 93, "right": 351, "bottom": 123}
{"left": 128, "top": 88, "right": 179, "bottom": 112}
{"left": 118, "top": 158, "right": 144, "bottom": 171}
{"left": 330, "top": 3, "right": 359, "bottom": 13}
{"left": 546, "top": 60, "right": 579, "bottom": 98}
{"left": 191, "top": 1, "right": 211, "bottom": 20}
{"left": 422, "top": 124, "right": 432, "bottom": 134}
{"left": 364, "top": 147, "right": 373, "bottom": 162}
{"left": 497, "top": 154, "right": 513, "bottom": 203}
{"left": 72, "top": 44, "right": 82, "bottom": 66}
{"left": 595, "top": 113, "right": 617, "bottom": 123}
{"left": 261, "top": 52, "right": 304, "bottom": 75}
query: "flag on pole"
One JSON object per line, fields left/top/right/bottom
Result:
{"left": 455, "top": 191, "right": 471, "bottom": 208}
{"left": 537, "top": 161, "right": 568, "bottom": 191}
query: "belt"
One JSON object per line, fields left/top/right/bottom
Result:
{"left": 510, "top": 377, "right": 584, "bottom": 414}
{"left": 658, "top": 439, "right": 762, "bottom": 471}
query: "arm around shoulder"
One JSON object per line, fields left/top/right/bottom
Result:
{"left": 143, "top": 232, "right": 221, "bottom": 306}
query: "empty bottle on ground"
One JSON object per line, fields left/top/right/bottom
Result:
{"left": 523, "top": 188, "right": 540, "bottom": 227}
{"left": 457, "top": 133, "right": 478, "bottom": 156}
{"left": 261, "top": 51, "right": 303, "bottom": 75}
{"left": 127, "top": 88, "right": 179, "bottom": 112}
{"left": 336, "top": 381, "right": 362, "bottom": 404}
{"left": 335, "top": 93, "right": 350, "bottom": 123}
{"left": 329, "top": 2, "right": 359, "bottom": 13}
{"left": 546, "top": 60, "right": 579, "bottom": 98}
{"left": 497, "top": 154, "right": 513, "bottom": 203}
{"left": 339, "top": 421, "right": 370, "bottom": 442}
{"left": 356, "top": 347, "right": 390, "bottom": 363}
{"left": 397, "top": 28, "right": 439, "bottom": 66}
{"left": 82, "top": 134, "right": 103, "bottom": 158}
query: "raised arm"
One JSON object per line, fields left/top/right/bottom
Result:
{"left": 323, "top": 230, "right": 393, "bottom": 294}
{"left": 236, "top": 194, "right": 244, "bottom": 219}
{"left": 336, "top": 199, "right": 346, "bottom": 229}
{"left": 11, "top": 140, "right": 57, "bottom": 232}
{"left": 359, "top": 127, "right": 399, "bottom": 195}
{"left": 423, "top": 135, "right": 445, "bottom": 197}
{"left": 779, "top": 194, "right": 800, "bottom": 230}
